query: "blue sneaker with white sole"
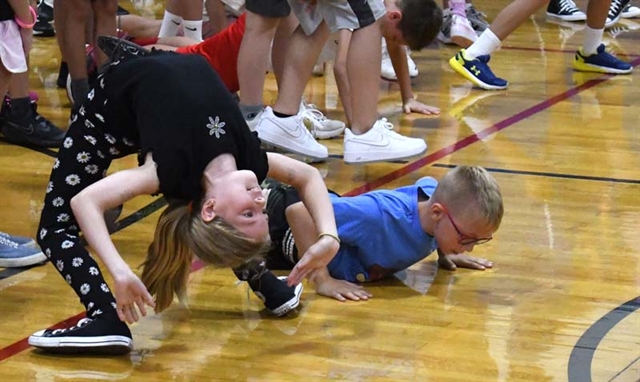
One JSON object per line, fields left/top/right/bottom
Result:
{"left": 0, "top": 233, "right": 46, "bottom": 267}
{"left": 449, "top": 49, "right": 509, "bottom": 90}
{"left": 573, "top": 43, "right": 632, "bottom": 74}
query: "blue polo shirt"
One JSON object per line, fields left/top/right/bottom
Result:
{"left": 327, "top": 177, "right": 439, "bottom": 282}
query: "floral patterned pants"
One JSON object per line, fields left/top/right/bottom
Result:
{"left": 37, "top": 76, "right": 139, "bottom": 318}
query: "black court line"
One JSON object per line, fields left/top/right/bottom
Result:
{"left": 608, "top": 356, "right": 640, "bottom": 382}
{"left": 568, "top": 296, "right": 640, "bottom": 382}
{"left": 432, "top": 164, "right": 640, "bottom": 185}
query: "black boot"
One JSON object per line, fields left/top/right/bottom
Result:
{"left": 233, "top": 259, "right": 303, "bottom": 316}
{"left": 1, "top": 97, "right": 66, "bottom": 148}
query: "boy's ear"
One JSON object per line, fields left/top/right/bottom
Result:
{"left": 430, "top": 202, "right": 445, "bottom": 221}
{"left": 200, "top": 198, "right": 217, "bottom": 222}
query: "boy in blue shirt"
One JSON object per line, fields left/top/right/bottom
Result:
{"left": 263, "top": 165, "right": 503, "bottom": 301}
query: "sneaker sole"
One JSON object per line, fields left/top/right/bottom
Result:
{"left": 256, "top": 127, "right": 328, "bottom": 160}
{"left": 546, "top": 12, "right": 587, "bottom": 21}
{"left": 448, "top": 56, "right": 508, "bottom": 90}
{"left": 29, "top": 334, "right": 133, "bottom": 355}
{"left": 572, "top": 61, "right": 632, "bottom": 74}
{"left": 343, "top": 145, "right": 426, "bottom": 165}
{"left": 312, "top": 126, "right": 345, "bottom": 140}
{"left": 0, "top": 251, "right": 47, "bottom": 268}
{"left": 270, "top": 282, "right": 303, "bottom": 317}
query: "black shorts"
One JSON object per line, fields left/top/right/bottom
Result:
{"left": 245, "top": 0, "right": 291, "bottom": 18}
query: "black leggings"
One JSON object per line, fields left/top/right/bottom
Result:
{"left": 37, "top": 74, "right": 139, "bottom": 318}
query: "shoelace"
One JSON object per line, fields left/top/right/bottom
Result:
{"left": 466, "top": 5, "right": 488, "bottom": 20}
{"left": 301, "top": 102, "right": 328, "bottom": 122}
{"left": 0, "top": 235, "right": 20, "bottom": 249}
{"left": 379, "top": 118, "right": 394, "bottom": 130}
{"left": 51, "top": 318, "right": 93, "bottom": 335}
{"left": 608, "top": 0, "right": 623, "bottom": 18}
{"left": 558, "top": 0, "right": 581, "bottom": 13}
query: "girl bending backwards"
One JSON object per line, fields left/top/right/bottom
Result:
{"left": 28, "top": 45, "right": 339, "bottom": 355}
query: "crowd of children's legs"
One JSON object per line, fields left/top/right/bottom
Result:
{"left": 0, "top": 0, "right": 636, "bottom": 357}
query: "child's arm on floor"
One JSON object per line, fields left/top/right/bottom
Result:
{"left": 437, "top": 248, "right": 493, "bottom": 271}
{"left": 286, "top": 201, "right": 372, "bottom": 301}
{"left": 266, "top": 153, "right": 339, "bottom": 285}
{"left": 385, "top": 38, "right": 440, "bottom": 116}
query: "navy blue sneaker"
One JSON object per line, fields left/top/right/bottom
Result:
{"left": 449, "top": 50, "right": 508, "bottom": 90}
{"left": 573, "top": 43, "right": 632, "bottom": 74}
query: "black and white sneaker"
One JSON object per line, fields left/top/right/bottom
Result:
{"left": 606, "top": 0, "right": 631, "bottom": 28}
{"left": 622, "top": 3, "right": 640, "bottom": 18}
{"left": 97, "top": 35, "right": 150, "bottom": 64}
{"left": 250, "top": 273, "right": 303, "bottom": 317}
{"left": 28, "top": 314, "right": 133, "bottom": 354}
{"left": 546, "top": 0, "right": 586, "bottom": 21}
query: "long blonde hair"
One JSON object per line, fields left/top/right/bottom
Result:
{"left": 141, "top": 201, "right": 270, "bottom": 312}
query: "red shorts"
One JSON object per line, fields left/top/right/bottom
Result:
{"left": 176, "top": 13, "right": 246, "bottom": 93}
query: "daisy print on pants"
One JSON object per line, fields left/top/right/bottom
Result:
{"left": 207, "top": 116, "right": 226, "bottom": 138}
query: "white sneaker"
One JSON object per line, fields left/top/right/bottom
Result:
{"left": 298, "top": 100, "right": 345, "bottom": 139}
{"left": 622, "top": 3, "right": 640, "bottom": 18}
{"left": 343, "top": 118, "right": 427, "bottom": 164}
{"left": 450, "top": 14, "right": 477, "bottom": 48}
{"left": 244, "top": 108, "right": 263, "bottom": 132}
{"left": 256, "top": 106, "right": 328, "bottom": 160}
{"left": 381, "top": 40, "right": 419, "bottom": 81}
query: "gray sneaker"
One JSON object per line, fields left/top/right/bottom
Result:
{"left": 465, "top": 4, "right": 490, "bottom": 32}
{"left": 0, "top": 234, "right": 46, "bottom": 268}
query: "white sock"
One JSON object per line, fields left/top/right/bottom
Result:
{"left": 158, "top": 10, "right": 182, "bottom": 38}
{"left": 182, "top": 19, "right": 203, "bottom": 42}
{"left": 582, "top": 26, "right": 603, "bottom": 56}
{"left": 465, "top": 28, "right": 501, "bottom": 60}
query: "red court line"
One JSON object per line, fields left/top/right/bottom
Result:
{"left": 1, "top": 58, "right": 639, "bottom": 362}
{"left": 0, "top": 260, "right": 205, "bottom": 362}
{"left": 345, "top": 55, "right": 640, "bottom": 196}
{"left": 502, "top": 45, "right": 640, "bottom": 59}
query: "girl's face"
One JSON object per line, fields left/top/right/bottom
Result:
{"left": 202, "top": 170, "right": 269, "bottom": 242}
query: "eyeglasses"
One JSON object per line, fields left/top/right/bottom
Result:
{"left": 442, "top": 205, "right": 493, "bottom": 246}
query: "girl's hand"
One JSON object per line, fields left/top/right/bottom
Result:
{"left": 287, "top": 235, "right": 340, "bottom": 286}
{"left": 19, "top": 26, "right": 33, "bottom": 54}
{"left": 113, "top": 270, "right": 156, "bottom": 324}
{"left": 403, "top": 98, "right": 440, "bottom": 115}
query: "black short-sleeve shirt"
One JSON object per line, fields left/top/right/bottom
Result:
{"left": 102, "top": 52, "right": 268, "bottom": 201}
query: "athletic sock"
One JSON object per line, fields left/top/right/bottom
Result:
{"left": 182, "top": 19, "right": 203, "bottom": 42}
{"left": 465, "top": 28, "right": 501, "bottom": 60}
{"left": 239, "top": 103, "right": 263, "bottom": 120}
{"left": 582, "top": 26, "right": 604, "bottom": 56}
{"left": 158, "top": 10, "right": 182, "bottom": 38}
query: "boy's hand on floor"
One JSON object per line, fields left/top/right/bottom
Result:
{"left": 438, "top": 253, "right": 493, "bottom": 271}
{"left": 315, "top": 278, "right": 372, "bottom": 302}
{"left": 403, "top": 99, "right": 440, "bottom": 115}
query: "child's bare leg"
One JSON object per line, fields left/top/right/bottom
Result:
{"left": 118, "top": 14, "right": 162, "bottom": 39}
{"left": 272, "top": 13, "right": 298, "bottom": 90}
{"left": 586, "top": 0, "right": 608, "bottom": 29}
{"left": 333, "top": 30, "right": 353, "bottom": 126}
{"left": 487, "top": 0, "right": 548, "bottom": 40}
{"left": 91, "top": 0, "right": 118, "bottom": 67}
{"left": 0, "top": 65, "right": 11, "bottom": 108}
{"left": 272, "top": 22, "right": 330, "bottom": 115}
{"left": 346, "top": 20, "right": 381, "bottom": 135}
{"left": 156, "top": 36, "right": 199, "bottom": 47}
{"left": 237, "top": 11, "right": 280, "bottom": 107}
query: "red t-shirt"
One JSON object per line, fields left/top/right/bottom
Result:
{"left": 175, "top": 13, "right": 246, "bottom": 93}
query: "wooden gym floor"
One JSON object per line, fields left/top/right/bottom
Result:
{"left": 0, "top": 0, "right": 638, "bottom": 381}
